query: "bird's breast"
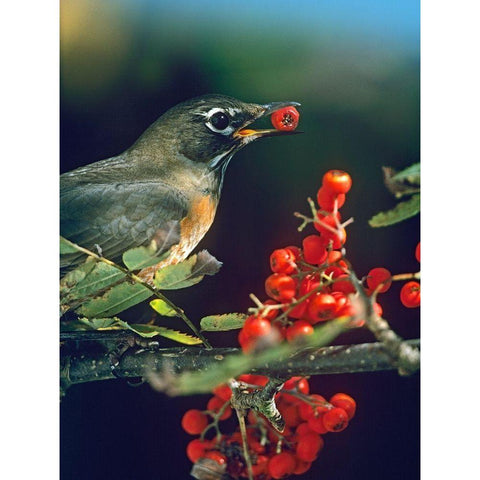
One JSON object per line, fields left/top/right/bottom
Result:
{"left": 175, "top": 193, "right": 218, "bottom": 261}
{"left": 137, "top": 193, "right": 218, "bottom": 283}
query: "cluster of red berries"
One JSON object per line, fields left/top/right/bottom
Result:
{"left": 237, "top": 170, "right": 421, "bottom": 353}
{"left": 239, "top": 170, "right": 372, "bottom": 352}
{"left": 182, "top": 375, "right": 355, "bottom": 479}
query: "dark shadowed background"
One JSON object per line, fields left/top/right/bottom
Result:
{"left": 60, "top": 1, "right": 420, "bottom": 479}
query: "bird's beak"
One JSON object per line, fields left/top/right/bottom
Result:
{"left": 234, "top": 101, "right": 302, "bottom": 140}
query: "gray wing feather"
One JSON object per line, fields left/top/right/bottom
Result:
{"left": 60, "top": 178, "right": 188, "bottom": 270}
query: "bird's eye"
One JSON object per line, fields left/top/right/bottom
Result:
{"left": 210, "top": 111, "right": 230, "bottom": 131}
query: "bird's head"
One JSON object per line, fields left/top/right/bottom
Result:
{"left": 131, "top": 94, "right": 301, "bottom": 173}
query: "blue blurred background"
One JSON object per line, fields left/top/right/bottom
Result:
{"left": 60, "top": 1, "right": 420, "bottom": 479}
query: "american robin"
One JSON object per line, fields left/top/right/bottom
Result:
{"left": 61, "top": 94, "right": 300, "bottom": 284}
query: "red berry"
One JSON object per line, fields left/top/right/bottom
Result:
{"left": 238, "top": 374, "right": 269, "bottom": 386}
{"left": 331, "top": 274, "right": 356, "bottom": 294}
{"left": 317, "top": 186, "right": 346, "bottom": 211}
{"left": 280, "top": 403, "right": 301, "bottom": 427}
{"left": 286, "top": 320, "right": 314, "bottom": 343}
{"left": 415, "top": 242, "right": 421, "bottom": 262}
{"left": 282, "top": 298, "right": 308, "bottom": 319}
{"left": 296, "top": 432, "right": 324, "bottom": 462}
{"left": 331, "top": 291, "right": 349, "bottom": 312}
{"left": 259, "top": 299, "right": 280, "bottom": 321}
{"left": 268, "top": 452, "right": 296, "bottom": 479}
{"left": 251, "top": 455, "right": 269, "bottom": 476}
{"left": 181, "top": 409, "right": 208, "bottom": 435}
{"left": 243, "top": 315, "right": 272, "bottom": 338}
{"left": 308, "top": 414, "right": 328, "bottom": 434}
{"left": 400, "top": 281, "right": 420, "bottom": 308}
{"left": 366, "top": 267, "right": 392, "bottom": 293}
{"left": 283, "top": 376, "right": 310, "bottom": 395}
{"left": 186, "top": 438, "right": 212, "bottom": 463}
{"left": 322, "top": 407, "right": 349, "bottom": 432}
{"left": 293, "top": 460, "right": 312, "bottom": 475}
{"left": 324, "top": 264, "right": 344, "bottom": 279}
{"left": 271, "top": 106, "right": 300, "bottom": 131}
{"left": 265, "top": 273, "right": 297, "bottom": 302}
{"left": 286, "top": 320, "right": 313, "bottom": 342}
{"left": 322, "top": 170, "right": 352, "bottom": 195}
{"left": 203, "top": 450, "right": 227, "bottom": 465}
{"left": 327, "top": 249, "right": 347, "bottom": 268}
{"left": 307, "top": 293, "right": 337, "bottom": 324}
{"left": 302, "top": 235, "right": 328, "bottom": 264}
{"left": 330, "top": 393, "right": 356, "bottom": 420}
{"left": 238, "top": 328, "right": 255, "bottom": 352}
{"left": 212, "top": 384, "right": 232, "bottom": 402}
{"left": 330, "top": 227, "right": 347, "bottom": 249}
{"left": 299, "top": 273, "right": 321, "bottom": 297}
{"left": 295, "top": 422, "right": 314, "bottom": 437}
{"left": 270, "top": 248, "right": 297, "bottom": 274}
{"left": 313, "top": 212, "right": 338, "bottom": 236}
{"left": 285, "top": 245, "right": 301, "bottom": 262}
{"left": 298, "top": 394, "right": 329, "bottom": 420}
{"left": 207, "top": 396, "right": 232, "bottom": 420}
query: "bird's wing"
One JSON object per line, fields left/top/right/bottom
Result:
{"left": 60, "top": 179, "right": 189, "bottom": 270}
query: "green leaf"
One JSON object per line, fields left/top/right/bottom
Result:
{"left": 153, "top": 250, "right": 222, "bottom": 290}
{"left": 60, "top": 261, "right": 96, "bottom": 297}
{"left": 60, "top": 236, "right": 80, "bottom": 254}
{"left": 60, "top": 316, "right": 121, "bottom": 331}
{"left": 116, "top": 320, "right": 202, "bottom": 345}
{"left": 391, "top": 163, "right": 420, "bottom": 184}
{"left": 149, "top": 299, "right": 177, "bottom": 317}
{"left": 369, "top": 194, "right": 420, "bottom": 227}
{"left": 62, "top": 262, "right": 125, "bottom": 303}
{"left": 76, "top": 282, "right": 152, "bottom": 318}
{"left": 78, "top": 317, "right": 121, "bottom": 330}
{"left": 200, "top": 313, "right": 247, "bottom": 331}
{"left": 382, "top": 164, "right": 420, "bottom": 198}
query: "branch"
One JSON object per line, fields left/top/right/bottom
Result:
{"left": 60, "top": 335, "right": 420, "bottom": 394}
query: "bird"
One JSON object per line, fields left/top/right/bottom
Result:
{"left": 60, "top": 94, "right": 301, "bottom": 284}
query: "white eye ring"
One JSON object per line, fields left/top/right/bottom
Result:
{"left": 205, "top": 108, "right": 235, "bottom": 135}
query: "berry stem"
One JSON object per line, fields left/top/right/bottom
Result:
{"left": 391, "top": 271, "right": 421, "bottom": 281}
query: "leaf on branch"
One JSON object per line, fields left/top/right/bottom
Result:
{"left": 153, "top": 250, "right": 222, "bottom": 290}
{"left": 78, "top": 317, "right": 121, "bottom": 330}
{"left": 60, "top": 236, "right": 81, "bottom": 254}
{"left": 149, "top": 299, "right": 177, "bottom": 317}
{"left": 369, "top": 193, "right": 420, "bottom": 227}
{"left": 382, "top": 164, "right": 420, "bottom": 198}
{"left": 122, "top": 221, "right": 181, "bottom": 270}
{"left": 60, "top": 261, "right": 96, "bottom": 296}
{"left": 200, "top": 313, "right": 247, "bottom": 331}
{"left": 115, "top": 320, "right": 202, "bottom": 345}
{"left": 61, "top": 262, "right": 125, "bottom": 307}
{"left": 76, "top": 281, "right": 152, "bottom": 318}
{"left": 60, "top": 316, "right": 122, "bottom": 332}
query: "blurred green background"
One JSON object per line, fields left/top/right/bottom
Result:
{"left": 60, "top": 1, "right": 419, "bottom": 479}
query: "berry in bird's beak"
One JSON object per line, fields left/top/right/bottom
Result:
{"left": 234, "top": 101, "right": 302, "bottom": 140}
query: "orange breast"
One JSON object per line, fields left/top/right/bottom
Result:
{"left": 138, "top": 194, "right": 217, "bottom": 284}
